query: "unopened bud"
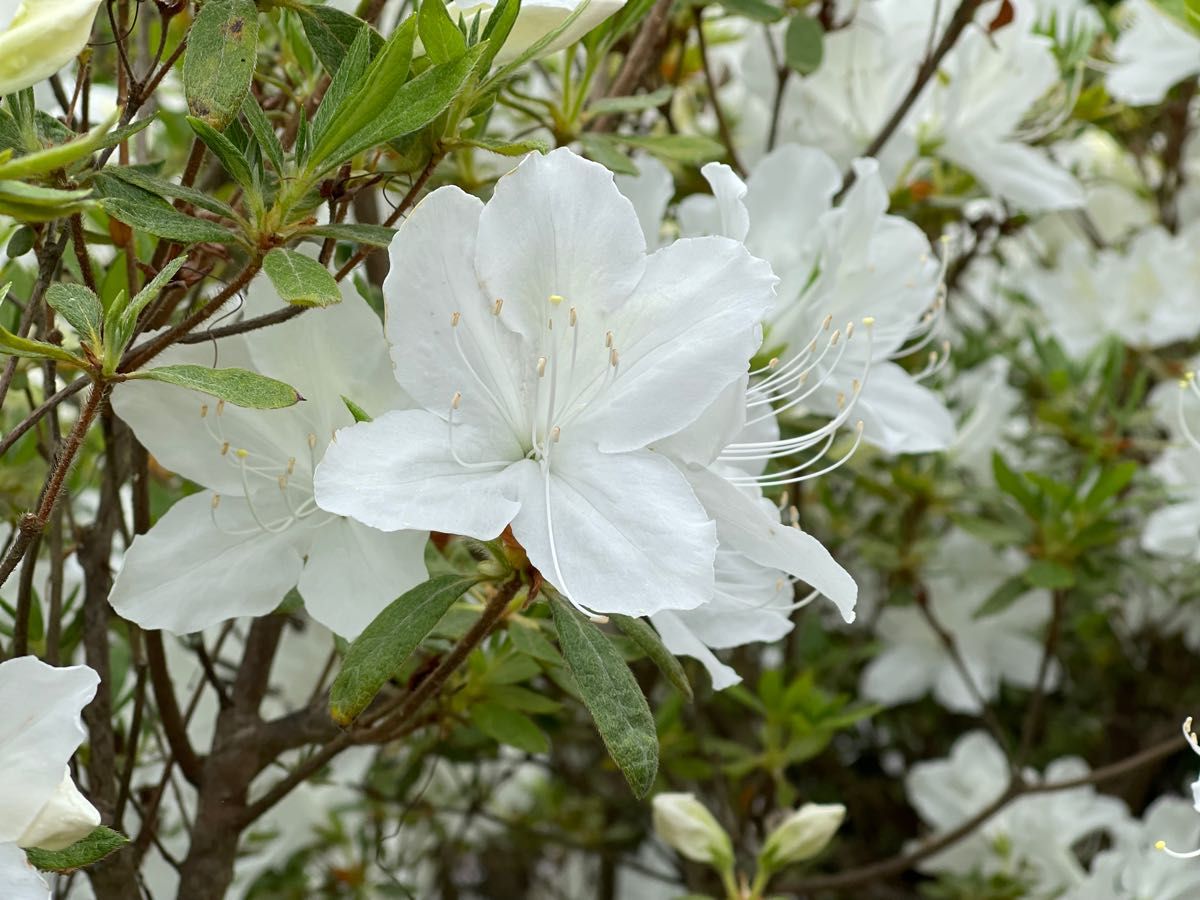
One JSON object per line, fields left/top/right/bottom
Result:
{"left": 652, "top": 793, "right": 734, "bottom": 872}
{"left": 758, "top": 803, "right": 845, "bottom": 873}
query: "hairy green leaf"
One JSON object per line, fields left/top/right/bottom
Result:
{"left": 130, "top": 365, "right": 302, "bottom": 409}
{"left": 183, "top": 0, "right": 260, "bottom": 130}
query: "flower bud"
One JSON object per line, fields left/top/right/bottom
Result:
{"left": 451, "top": 0, "right": 628, "bottom": 66}
{"left": 0, "top": 1, "right": 106, "bottom": 96}
{"left": 652, "top": 793, "right": 734, "bottom": 871}
{"left": 17, "top": 769, "right": 101, "bottom": 852}
{"left": 758, "top": 803, "right": 845, "bottom": 872}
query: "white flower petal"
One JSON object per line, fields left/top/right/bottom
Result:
{"left": 651, "top": 611, "right": 742, "bottom": 690}
{"left": 108, "top": 490, "right": 307, "bottom": 633}
{"left": 839, "top": 361, "right": 956, "bottom": 454}
{"left": 941, "top": 136, "right": 1084, "bottom": 213}
{"left": 0, "top": 657, "right": 98, "bottom": 844}
{"left": 860, "top": 643, "right": 940, "bottom": 707}
{"left": 614, "top": 154, "right": 675, "bottom": 249}
{"left": 298, "top": 519, "right": 429, "bottom": 639}
{"left": 17, "top": 770, "right": 99, "bottom": 851}
{"left": 0, "top": 841, "right": 50, "bottom": 900}
{"left": 579, "top": 236, "right": 776, "bottom": 453}
{"left": 314, "top": 409, "right": 526, "bottom": 539}
{"left": 510, "top": 442, "right": 716, "bottom": 617}
{"left": 1107, "top": 0, "right": 1200, "bottom": 105}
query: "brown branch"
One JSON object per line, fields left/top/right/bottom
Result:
{"left": 694, "top": 9, "right": 745, "bottom": 176}
{"left": 588, "top": 0, "right": 674, "bottom": 133}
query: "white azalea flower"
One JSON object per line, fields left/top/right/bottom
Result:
{"left": 1072, "top": 796, "right": 1200, "bottom": 896}
{"left": 906, "top": 730, "right": 1128, "bottom": 890}
{"left": 454, "top": 0, "right": 628, "bottom": 64}
{"left": 676, "top": 147, "right": 954, "bottom": 454}
{"left": 0, "top": 0, "right": 104, "bottom": 96}
{"left": 1107, "top": 0, "right": 1200, "bottom": 107}
{"left": 108, "top": 277, "right": 429, "bottom": 638}
{"left": 1142, "top": 445, "right": 1200, "bottom": 560}
{"left": 947, "top": 357, "right": 1024, "bottom": 479}
{"left": 0, "top": 656, "right": 101, "bottom": 900}
{"left": 861, "top": 531, "right": 1054, "bottom": 713}
{"left": 315, "top": 148, "right": 777, "bottom": 618}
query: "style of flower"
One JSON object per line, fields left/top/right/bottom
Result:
{"left": 0, "top": 656, "right": 101, "bottom": 900}
{"left": 906, "top": 730, "right": 1128, "bottom": 891}
{"left": 860, "top": 531, "right": 1055, "bottom": 713}
{"left": 675, "top": 148, "right": 955, "bottom": 455}
{"left": 453, "top": 0, "right": 629, "bottom": 64}
{"left": 1106, "top": 0, "right": 1200, "bottom": 107}
{"left": 0, "top": 1, "right": 105, "bottom": 96}
{"left": 108, "top": 277, "right": 429, "bottom": 638}
{"left": 315, "top": 148, "right": 777, "bottom": 619}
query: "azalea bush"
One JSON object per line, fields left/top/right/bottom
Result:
{"left": 4, "top": 0, "right": 1200, "bottom": 897}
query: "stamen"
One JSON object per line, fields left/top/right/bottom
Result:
{"left": 200, "top": 403, "right": 208, "bottom": 418}
{"left": 492, "top": 299, "right": 503, "bottom": 316}
{"left": 549, "top": 294, "right": 565, "bottom": 305}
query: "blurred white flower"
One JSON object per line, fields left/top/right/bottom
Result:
{"left": 1107, "top": 0, "right": 1200, "bottom": 106}
{"left": 316, "top": 148, "right": 777, "bottom": 619}
{"left": 906, "top": 730, "right": 1128, "bottom": 890}
{"left": 454, "top": 0, "right": 628, "bottom": 64}
{"left": 0, "top": 0, "right": 104, "bottom": 96}
{"left": 109, "top": 276, "right": 429, "bottom": 638}
{"left": 0, "top": 656, "right": 100, "bottom": 900}
{"left": 947, "top": 357, "right": 1023, "bottom": 479}
{"left": 758, "top": 802, "right": 846, "bottom": 871}
{"left": 1071, "top": 796, "right": 1200, "bottom": 896}
{"left": 861, "top": 532, "right": 1055, "bottom": 713}
{"left": 651, "top": 792, "right": 734, "bottom": 870}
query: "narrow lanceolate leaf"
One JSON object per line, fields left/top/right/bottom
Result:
{"left": 186, "top": 116, "right": 256, "bottom": 194}
{"left": 45, "top": 284, "right": 103, "bottom": 347}
{"left": 25, "top": 827, "right": 129, "bottom": 873}
{"left": 612, "top": 615, "right": 693, "bottom": 702}
{"left": 104, "top": 166, "right": 237, "bottom": 218}
{"left": 241, "top": 96, "right": 285, "bottom": 174}
{"left": 784, "top": 15, "right": 824, "bottom": 75}
{"left": 263, "top": 248, "right": 342, "bottom": 307}
{"left": 0, "top": 109, "right": 121, "bottom": 180}
{"left": 330, "top": 575, "right": 484, "bottom": 725}
{"left": 550, "top": 599, "right": 659, "bottom": 797}
{"left": 298, "top": 5, "right": 384, "bottom": 75}
{"left": 616, "top": 133, "right": 724, "bottom": 164}
{"left": 0, "top": 180, "right": 93, "bottom": 222}
{"left": 304, "top": 223, "right": 396, "bottom": 247}
{"left": 419, "top": 0, "right": 468, "bottom": 64}
{"left": 183, "top": 0, "right": 260, "bottom": 130}
{"left": 130, "top": 365, "right": 302, "bottom": 409}
{"left": 469, "top": 701, "right": 549, "bottom": 754}
{"left": 100, "top": 197, "right": 240, "bottom": 245}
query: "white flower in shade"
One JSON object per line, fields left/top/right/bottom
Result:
{"left": 651, "top": 793, "right": 734, "bottom": 870}
{"left": 676, "top": 147, "right": 955, "bottom": 455}
{"left": 315, "top": 148, "right": 777, "bottom": 618}
{"left": 759, "top": 0, "right": 1082, "bottom": 212}
{"left": 758, "top": 802, "right": 846, "bottom": 871}
{"left": 861, "top": 531, "right": 1055, "bottom": 713}
{"left": 947, "top": 357, "right": 1024, "bottom": 480}
{"left": 108, "top": 277, "right": 428, "bottom": 638}
{"left": 1071, "top": 796, "right": 1200, "bottom": 897}
{"left": 1142, "top": 445, "right": 1200, "bottom": 561}
{"left": 906, "top": 730, "right": 1128, "bottom": 890}
{"left": 1152, "top": 717, "right": 1200, "bottom": 861}
{"left": 1107, "top": 0, "right": 1200, "bottom": 106}
{"left": 0, "top": 657, "right": 101, "bottom": 900}
{"left": 453, "top": 0, "right": 628, "bottom": 64}
{"left": 0, "top": 1, "right": 104, "bottom": 96}
{"left": 650, "top": 381, "right": 858, "bottom": 689}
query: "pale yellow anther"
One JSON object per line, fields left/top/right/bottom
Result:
{"left": 855, "top": 420, "right": 865, "bottom": 432}
{"left": 905, "top": 280, "right": 916, "bottom": 289}
{"left": 928, "top": 351, "right": 938, "bottom": 365}
{"left": 452, "top": 391, "right": 462, "bottom": 410}
{"left": 862, "top": 316, "right": 875, "bottom": 327}
{"left": 307, "top": 433, "right": 317, "bottom": 449}
{"left": 919, "top": 253, "right": 929, "bottom": 264}
{"left": 569, "top": 306, "right": 577, "bottom": 327}
{"left": 610, "top": 348, "right": 619, "bottom": 368}
{"left": 822, "top": 314, "right": 833, "bottom": 330}
{"left": 768, "top": 357, "right": 779, "bottom": 369}
{"left": 836, "top": 392, "right": 846, "bottom": 409}
{"left": 551, "top": 426, "right": 561, "bottom": 442}
{"left": 451, "top": 311, "right": 462, "bottom": 327}
{"left": 220, "top": 441, "right": 230, "bottom": 456}
{"left": 216, "top": 399, "right": 225, "bottom": 416}
{"left": 278, "top": 475, "right": 288, "bottom": 490}
{"left": 549, "top": 294, "right": 565, "bottom": 305}
{"left": 200, "top": 403, "right": 208, "bottom": 418}
{"left": 287, "top": 457, "right": 296, "bottom": 475}
{"left": 211, "top": 494, "right": 221, "bottom": 510}
{"left": 605, "top": 330, "right": 614, "bottom": 348}
{"left": 537, "top": 357, "right": 547, "bottom": 377}
{"left": 492, "top": 298, "right": 504, "bottom": 316}
{"left": 1156, "top": 841, "right": 1167, "bottom": 851}
{"left": 236, "top": 448, "right": 249, "bottom": 459}
{"left": 830, "top": 329, "right": 841, "bottom": 346}
{"left": 846, "top": 322, "right": 856, "bottom": 339}
{"left": 775, "top": 577, "right": 785, "bottom": 591}
{"left": 852, "top": 378, "right": 861, "bottom": 393}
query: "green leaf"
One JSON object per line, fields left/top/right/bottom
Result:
{"left": 784, "top": 15, "right": 824, "bottom": 75}
{"left": 615, "top": 133, "right": 724, "bottom": 164}
{"left": 1024, "top": 559, "right": 1076, "bottom": 590}
{"left": 311, "top": 22, "right": 374, "bottom": 146}
{"left": 0, "top": 110, "right": 122, "bottom": 180}
{"left": 316, "top": 43, "right": 484, "bottom": 171}
{"left": 330, "top": 575, "right": 483, "bottom": 725}
{"left": 612, "top": 614, "right": 692, "bottom": 702}
{"left": 587, "top": 85, "right": 674, "bottom": 116}
{"left": 126, "top": 257, "right": 189, "bottom": 326}
{"left": 972, "top": 574, "right": 1029, "bottom": 620}
{"left": 469, "top": 701, "right": 549, "bottom": 753}
{"left": 508, "top": 620, "right": 562, "bottom": 664}
{"left": 0, "top": 180, "right": 93, "bottom": 222}
{"left": 720, "top": 0, "right": 783, "bottom": 23}
{"left": 46, "top": 284, "right": 103, "bottom": 347}
{"left": 304, "top": 222, "right": 397, "bottom": 247}
{"left": 241, "top": 96, "right": 285, "bottom": 174}
{"left": 458, "top": 136, "right": 550, "bottom": 156}
{"left": 262, "top": 248, "right": 342, "bottom": 307}
{"left": 478, "top": 0, "right": 521, "bottom": 70}
{"left": 25, "top": 826, "right": 129, "bottom": 873}
{"left": 183, "top": 0, "right": 260, "bottom": 130}
{"left": 992, "top": 453, "right": 1041, "bottom": 518}
{"left": 420, "top": 0, "right": 468, "bottom": 64}
{"left": 130, "top": 365, "right": 302, "bottom": 409}
{"left": 103, "top": 166, "right": 237, "bottom": 218}
{"left": 298, "top": 5, "right": 384, "bottom": 75}
{"left": 578, "top": 133, "right": 638, "bottom": 175}
{"left": 186, "top": 116, "right": 257, "bottom": 197}
{"left": 341, "top": 394, "right": 373, "bottom": 422}
{"left": 100, "top": 197, "right": 240, "bottom": 245}
{"left": 487, "top": 684, "right": 561, "bottom": 713}
{"left": 550, "top": 599, "right": 658, "bottom": 797}
{"left": 1083, "top": 462, "right": 1137, "bottom": 510}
